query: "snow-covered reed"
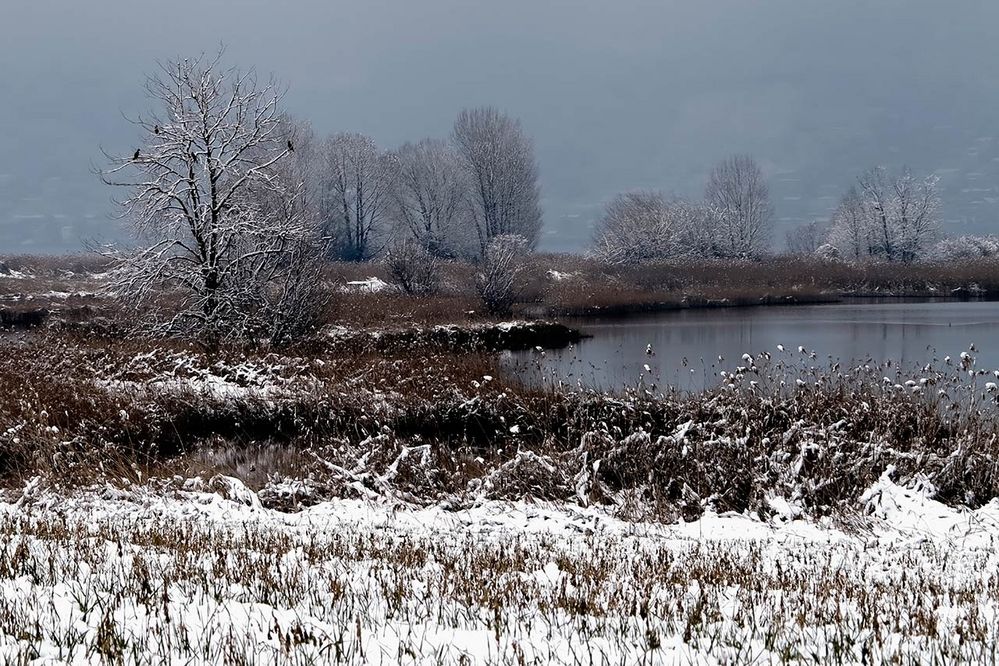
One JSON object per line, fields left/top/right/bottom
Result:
{"left": 2, "top": 333, "right": 999, "bottom": 524}
{"left": 1, "top": 477, "right": 998, "bottom": 664}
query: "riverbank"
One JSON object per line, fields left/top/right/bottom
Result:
{"left": 2, "top": 329, "right": 997, "bottom": 517}
{"left": 318, "top": 254, "right": 999, "bottom": 324}
{"left": 2, "top": 256, "right": 999, "bottom": 663}
{"left": 4, "top": 253, "right": 999, "bottom": 330}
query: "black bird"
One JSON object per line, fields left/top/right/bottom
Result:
{"left": 154, "top": 124, "right": 160, "bottom": 135}
{"left": 132, "top": 149, "right": 140, "bottom": 161}
{"left": 287, "top": 139, "right": 294, "bottom": 152}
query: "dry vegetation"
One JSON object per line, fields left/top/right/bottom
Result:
{"left": 1, "top": 485, "right": 998, "bottom": 664}
{"left": 0, "top": 253, "right": 996, "bottom": 516}
{"left": 3, "top": 254, "right": 999, "bottom": 332}
{"left": 2, "top": 253, "right": 999, "bottom": 663}
{"left": 1, "top": 329, "right": 998, "bottom": 524}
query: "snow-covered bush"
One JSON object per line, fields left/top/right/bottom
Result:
{"left": 384, "top": 238, "right": 440, "bottom": 296}
{"left": 926, "top": 235, "right": 999, "bottom": 262}
{"left": 591, "top": 192, "right": 723, "bottom": 264}
{"left": 815, "top": 242, "right": 841, "bottom": 261}
{"left": 476, "top": 234, "right": 529, "bottom": 315}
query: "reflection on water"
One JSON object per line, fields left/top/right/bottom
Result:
{"left": 507, "top": 300, "right": 999, "bottom": 392}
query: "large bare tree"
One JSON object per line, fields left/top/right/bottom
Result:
{"left": 391, "top": 138, "right": 470, "bottom": 258}
{"left": 452, "top": 107, "right": 542, "bottom": 256}
{"left": 101, "top": 51, "right": 326, "bottom": 344}
{"left": 824, "top": 167, "right": 940, "bottom": 262}
{"left": 704, "top": 155, "right": 774, "bottom": 258}
{"left": 320, "top": 132, "right": 394, "bottom": 261}
{"left": 857, "top": 166, "right": 940, "bottom": 262}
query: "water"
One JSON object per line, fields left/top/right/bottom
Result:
{"left": 507, "top": 299, "right": 999, "bottom": 392}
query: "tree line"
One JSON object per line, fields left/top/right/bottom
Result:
{"left": 276, "top": 107, "right": 542, "bottom": 263}
{"left": 592, "top": 155, "right": 776, "bottom": 263}
{"left": 101, "top": 50, "right": 991, "bottom": 345}
{"left": 592, "top": 157, "right": 962, "bottom": 265}
{"left": 102, "top": 51, "right": 540, "bottom": 343}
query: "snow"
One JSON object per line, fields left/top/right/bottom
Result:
{"left": 343, "top": 276, "right": 392, "bottom": 293}
{"left": 2, "top": 475, "right": 999, "bottom": 663}
{"left": 94, "top": 350, "right": 305, "bottom": 401}
{"left": 546, "top": 270, "right": 578, "bottom": 282}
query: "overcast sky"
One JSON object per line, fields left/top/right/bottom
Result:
{"left": 2, "top": 0, "right": 998, "bottom": 252}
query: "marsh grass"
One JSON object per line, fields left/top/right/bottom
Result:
{"left": 4, "top": 254, "right": 998, "bottom": 330}
{"left": 1, "top": 332, "right": 998, "bottom": 523}
{"left": 0, "top": 492, "right": 997, "bottom": 664}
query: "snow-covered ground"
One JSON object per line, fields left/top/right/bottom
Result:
{"left": 2, "top": 472, "right": 999, "bottom": 664}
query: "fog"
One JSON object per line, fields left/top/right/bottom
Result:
{"left": 1, "top": 0, "right": 997, "bottom": 252}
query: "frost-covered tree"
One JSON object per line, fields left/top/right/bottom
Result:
{"left": 926, "top": 235, "right": 999, "bottom": 261}
{"left": 452, "top": 107, "right": 542, "bottom": 256}
{"left": 785, "top": 221, "right": 825, "bottom": 256}
{"left": 592, "top": 192, "right": 722, "bottom": 264}
{"left": 824, "top": 186, "right": 873, "bottom": 262}
{"left": 592, "top": 191, "right": 678, "bottom": 264}
{"left": 320, "top": 132, "right": 395, "bottom": 261}
{"left": 101, "top": 51, "right": 327, "bottom": 345}
{"left": 263, "top": 116, "right": 323, "bottom": 232}
{"left": 857, "top": 166, "right": 940, "bottom": 262}
{"left": 704, "top": 155, "right": 773, "bottom": 258}
{"left": 825, "top": 167, "right": 940, "bottom": 263}
{"left": 391, "top": 138, "right": 470, "bottom": 258}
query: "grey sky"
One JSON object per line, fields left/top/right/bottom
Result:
{"left": 2, "top": 0, "right": 998, "bottom": 252}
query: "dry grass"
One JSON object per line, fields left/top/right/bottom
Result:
{"left": 0, "top": 332, "right": 997, "bottom": 523}
{"left": 0, "top": 489, "right": 997, "bottom": 664}
{"left": 4, "top": 253, "right": 997, "bottom": 331}
{"left": 529, "top": 254, "right": 999, "bottom": 316}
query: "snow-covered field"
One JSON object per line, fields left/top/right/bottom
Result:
{"left": 2, "top": 473, "right": 999, "bottom": 664}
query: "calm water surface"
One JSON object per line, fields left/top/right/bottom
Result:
{"left": 508, "top": 300, "right": 999, "bottom": 392}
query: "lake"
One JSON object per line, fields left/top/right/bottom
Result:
{"left": 507, "top": 299, "right": 999, "bottom": 392}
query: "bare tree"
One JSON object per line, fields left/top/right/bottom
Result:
{"left": 592, "top": 192, "right": 723, "bottom": 264}
{"left": 321, "top": 132, "right": 395, "bottom": 261}
{"left": 592, "top": 192, "right": 680, "bottom": 264}
{"left": 824, "top": 186, "right": 873, "bottom": 262}
{"left": 825, "top": 167, "right": 940, "bottom": 262}
{"left": 785, "top": 221, "right": 825, "bottom": 256}
{"left": 101, "top": 50, "right": 327, "bottom": 345}
{"left": 704, "top": 155, "right": 774, "bottom": 258}
{"left": 391, "top": 138, "right": 470, "bottom": 258}
{"left": 857, "top": 166, "right": 939, "bottom": 262}
{"left": 452, "top": 107, "right": 542, "bottom": 255}
{"left": 476, "top": 234, "right": 529, "bottom": 315}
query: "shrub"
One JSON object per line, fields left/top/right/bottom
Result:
{"left": 384, "top": 238, "right": 441, "bottom": 296}
{"left": 475, "top": 235, "right": 529, "bottom": 315}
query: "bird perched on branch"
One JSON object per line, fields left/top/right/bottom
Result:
{"left": 287, "top": 139, "right": 294, "bottom": 152}
{"left": 132, "top": 149, "right": 140, "bottom": 161}
{"left": 154, "top": 124, "right": 160, "bottom": 134}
